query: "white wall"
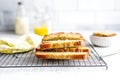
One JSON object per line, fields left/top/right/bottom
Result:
{"left": 0, "top": 0, "right": 120, "bottom": 31}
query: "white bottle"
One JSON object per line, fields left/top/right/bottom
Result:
{"left": 15, "top": 2, "right": 29, "bottom": 35}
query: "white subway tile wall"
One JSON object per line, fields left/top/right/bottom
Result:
{"left": 58, "top": 11, "right": 95, "bottom": 25}
{"left": 114, "top": 0, "right": 120, "bottom": 10}
{"left": 53, "top": 0, "right": 77, "bottom": 11}
{"left": 78, "top": 0, "right": 114, "bottom": 11}
{"left": 96, "top": 11, "right": 120, "bottom": 25}
{"left": 0, "top": 0, "right": 18, "bottom": 11}
{"left": 0, "top": 0, "right": 120, "bottom": 31}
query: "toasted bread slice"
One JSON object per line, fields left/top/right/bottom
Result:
{"left": 40, "top": 40, "right": 86, "bottom": 50}
{"left": 36, "top": 46, "right": 90, "bottom": 59}
{"left": 42, "top": 32, "right": 85, "bottom": 41}
{"left": 36, "top": 51, "right": 89, "bottom": 59}
{"left": 36, "top": 46, "right": 90, "bottom": 53}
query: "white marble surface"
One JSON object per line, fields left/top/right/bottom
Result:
{"left": 0, "top": 31, "right": 120, "bottom": 80}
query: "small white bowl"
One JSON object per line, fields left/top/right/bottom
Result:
{"left": 90, "top": 35, "right": 117, "bottom": 47}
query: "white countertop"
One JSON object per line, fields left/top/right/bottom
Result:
{"left": 0, "top": 31, "right": 120, "bottom": 80}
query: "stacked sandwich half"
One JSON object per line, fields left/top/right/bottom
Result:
{"left": 36, "top": 32, "right": 91, "bottom": 59}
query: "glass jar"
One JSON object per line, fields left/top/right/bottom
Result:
{"left": 15, "top": 2, "right": 29, "bottom": 35}
{"left": 33, "top": 8, "right": 52, "bottom": 36}
{"left": 34, "top": 15, "right": 48, "bottom": 36}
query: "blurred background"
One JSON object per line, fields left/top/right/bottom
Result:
{"left": 0, "top": 0, "right": 120, "bottom": 32}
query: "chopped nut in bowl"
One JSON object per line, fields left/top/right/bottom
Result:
{"left": 90, "top": 31, "right": 117, "bottom": 47}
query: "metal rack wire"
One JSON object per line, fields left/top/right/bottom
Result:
{"left": 0, "top": 42, "right": 108, "bottom": 69}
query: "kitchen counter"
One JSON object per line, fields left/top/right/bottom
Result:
{"left": 0, "top": 31, "right": 120, "bottom": 80}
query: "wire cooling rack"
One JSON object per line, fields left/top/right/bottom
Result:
{"left": 0, "top": 42, "right": 108, "bottom": 69}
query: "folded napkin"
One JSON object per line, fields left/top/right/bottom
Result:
{"left": 0, "top": 33, "right": 42, "bottom": 54}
